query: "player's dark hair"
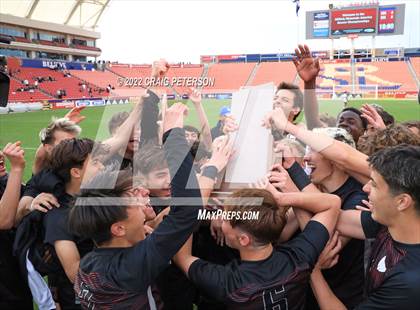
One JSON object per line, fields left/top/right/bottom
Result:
{"left": 68, "top": 170, "right": 135, "bottom": 246}
{"left": 134, "top": 143, "right": 168, "bottom": 176}
{"left": 338, "top": 107, "right": 368, "bottom": 129}
{"left": 184, "top": 125, "right": 200, "bottom": 135}
{"left": 108, "top": 111, "right": 129, "bottom": 135}
{"left": 368, "top": 145, "right": 420, "bottom": 213}
{"left": 277, "top": 82, "right": 303, "bottom": 121}
{"left": 48, "top": 138, "right": 95, "bottom": 183}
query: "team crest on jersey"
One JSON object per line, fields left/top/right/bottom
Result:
{"left": 377, "top": 256, "right": 387, "bottom": 272}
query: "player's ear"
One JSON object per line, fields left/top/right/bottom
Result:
{"left": 395, "top": 193, "right": 414, "bottom": 212}
{"left": 291, "top": 106, "right": 301, "bottom": 119}
{"left": 110, "top": 222, "right": 126, "bottom": 238}
{"left": 238, "top": 233, "right": 251, "bottom": 247}
{"left": 70, "top": 167, "right": 82, "bottom": 179}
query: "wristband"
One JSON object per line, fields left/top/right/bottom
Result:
{"left": 286, "top": 162, "right": 311, "bottom": 190}
{"left": 202, "top": 165, "right": 218, "bottom": 180}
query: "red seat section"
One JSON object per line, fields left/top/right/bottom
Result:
{"left": 355, "top": 61, "right": 417, "bottom": 91}
{"left": 13, "top": 67, "right": 106, "bottom": 99}
{"left": 165, "top": 64, "right": 204, "bottom": 95}
{"left": 8, "top": 79, "right": 52, "bottom": 102}
{"left": 251, "top": 62, "right": 297, "bottom": 86}
{"left": 410, "top": 58, "right": 420, "bottom": 80}
{"left": 204, "top": 63, "right": 255, "bottom": 93}
{"left": 69, "top": 70, "right": 120, "bottom": 89}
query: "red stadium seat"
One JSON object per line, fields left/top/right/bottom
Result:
{"left": 251, "top": 62, "right": 297, "bottom": 86}
{"left": 204, "top": 63, "right": 255, "bottom": 93}
{"left": 355, "top": 61, "right": 417, "bottom": 91}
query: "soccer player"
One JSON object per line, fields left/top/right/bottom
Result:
{"left": 0, "top": 142, "right": 32, "bottom": 309}
{"left": 311, "top": 145, "right": 420, "bottom": 309}
{"left": 281, "top": 127, "right": 366, "bottom": 309}
{"left": 174, "top": 187, "right": 340, "bottom": 309}
{"left": 293, "top": 44, "right": 367, "bottom": 143}
{"left": 68, "top": 103, "right": 202, "bottom": 309}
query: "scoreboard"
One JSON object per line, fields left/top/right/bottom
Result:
{"left": 330, "top": 7, "right": 377, "bottom": 36}
{"left": 306, "top": 3, "right": 405, "bottom": 39}
{"left": 378, "top": 7, "right": 396, "bottom": 34}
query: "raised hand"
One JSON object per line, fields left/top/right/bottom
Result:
{"left": 251, "top": 176, "right": 281, "bottom": 199}
{"left": 162, "top": 102, "right": 188, "bottom": 133}
{"left": 315, "top": 231, "right": 342, "bottom": 270}
{"left": 262, "top": 108, "right": 289, "bottom": 132}
{"left": 205, "top": 135, "right": 234, "bottom": 172}
{"left": 2, "top": 141, "right": 25, "bottom": 171}
{"left": 29, "top": 192, "right": 60, "bottom": 213}
{"left": 293, "top": 44, "right": 320, "bottom": 83}
{"left": 273, "top": 143, "right": 296, "bottom": 169}
{"left": 64, "top": 106, "right": 86, "bottom": 124}
{"left": 269, "top": 165, "right": 298, "bottom": 193}
{"left": 189, "top": 88, "right": 202, "bottom": 105}
{"left": 151, "top": 59, "right": 170, "bottom": 79}
{"left": 360, "top": 104, "right": 386, "bottom": 132}
{"left": 355, "top": 199, "right": 373, "bottom": 212}
{"left": 222, "top": 116, "right": 239, "bottom": 135}
{"left": 210, "top": 217, "right": 225, "bottom": 246}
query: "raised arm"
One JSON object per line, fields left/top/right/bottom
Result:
{"left": 54, "top": 240, "right": 80, "bottom": 283}
{"left": 101, "top": 91, "right": 148, "bottom": 161}
{"left": 147, "top": 103, "right": 202, "bottom": 262}
{"left": 190, "top": 88, "right": 213, "bottom": 150}
{"left": 263, "top": 107, "right": 370, "bottom": 183}
{"left": 293, "top": 44, "right": 324, "bottom": 130}
{"left": 173, "top": 235, "right": 197, "bottom": 276}
{"left": 198, "top": 135, "right": 233, "bottom": 205}
{"left": 274, "top": 190, "right": 341, "bottom": 237}
{"left": 0, "top": 142, "right": 25, "bottom": 229}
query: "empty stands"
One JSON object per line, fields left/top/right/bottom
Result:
{"left": 355, "top": 61, "right": 417, "bottom": 91}
{"left": 204, "top": 63, "right": 255, "bottom": 93}
{"left": 251, "top": 62, "right": 297, "bottom": 86}
{"left": 410, "top": 57, "right": 420, "bottom": 80}
{"left": 70, "top": 70, "right": 120, "bottom": 89}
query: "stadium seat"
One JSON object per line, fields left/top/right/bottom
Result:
{"left": 8, "top": 79, "right": 51, "bottom": 102}
{"left": 410, "top": 57, "right": 420, "bottom": 80}
{"left": 13, "top": 67, "right": 106, "bottom": 99}
{"left": 355, "top": 61, "right": 418, "bottom": 91}
{"left": 69, "top": 70, "right": 121, "bottom": 89}
{"left": 204, "top": 63, "right": 255, "bottom": 93}
{"left": 251, "top": 62, "right": 297, "bottom": 86}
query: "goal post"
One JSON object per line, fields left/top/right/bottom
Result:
{"left": 331, "top": 84, "right": 379, "bottom": 99}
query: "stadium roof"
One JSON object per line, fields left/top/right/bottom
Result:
{"left": 0, "top": 0, "right": 110, "bottom": 29}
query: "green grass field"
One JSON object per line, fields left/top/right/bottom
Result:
{"left": 0, "top": 99, "right": 419, "bottom": 181}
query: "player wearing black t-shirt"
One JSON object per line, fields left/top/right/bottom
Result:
{"left": 174, "top": 186, "right": 341, "bottom": 310}
{"left": 311, "top": 145, "right": 420, "bottom": 309}
{"left": 0, "top": 142, "right": 33, "bottom": 309}
{"left": 40, "top": 138, "right": 103, "bottom": 309}
{"left": 68, "top": 103, "right": 202, "bottom": 309}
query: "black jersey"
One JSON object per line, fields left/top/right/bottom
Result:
{"left": 356, "top": 211, "right": 420, "bottom": 309}
{"left": 188, "top": 221, "right": 329, "bottom": 310}
{"left": 74, "top": 128, "right": 202, "bottom": 309}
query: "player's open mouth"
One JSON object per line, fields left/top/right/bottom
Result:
{"left": 338, "top": 125, "right": 352, "bottom": 134}
{"left": 306, "top": 163, "right": 316, "bottom": 175}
